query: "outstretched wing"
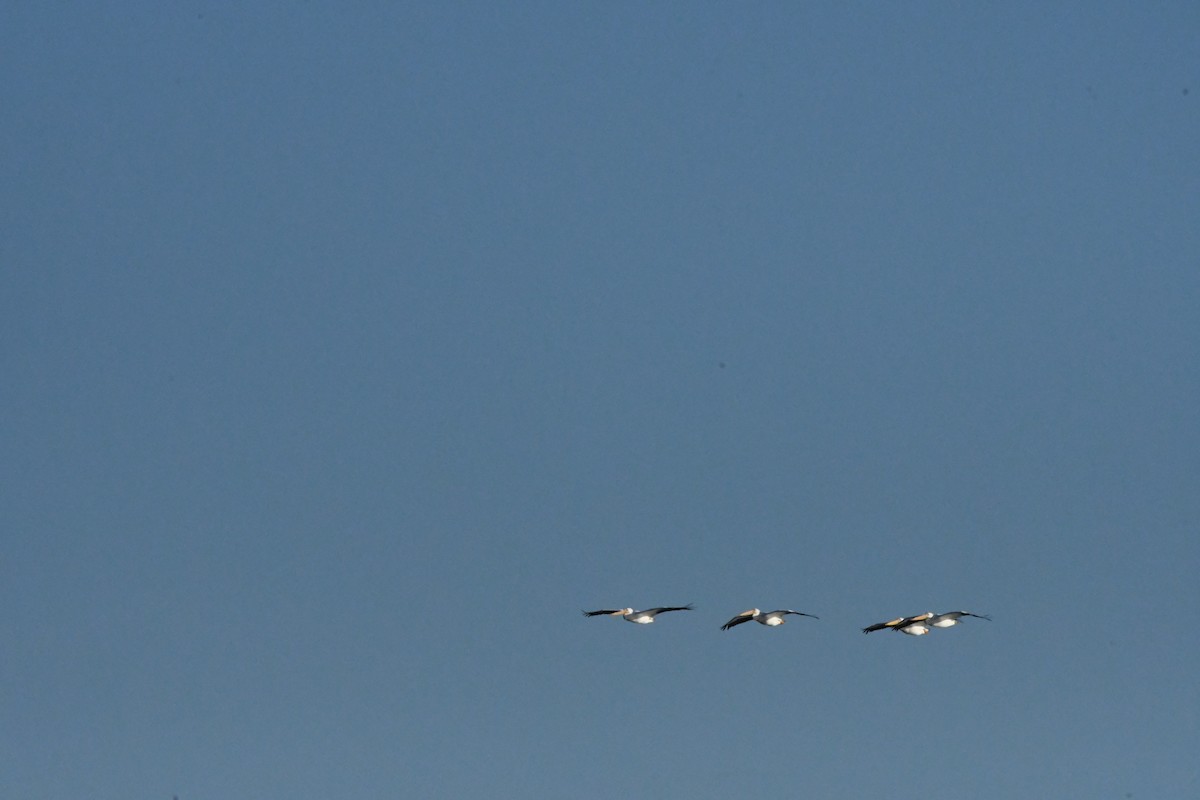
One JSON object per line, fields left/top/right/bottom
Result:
{"left": 862, "top": 617, "right": 905, "bottom": 634}
{"left": 721, "top": 612, "right": 754, "bottom": 631}
{"left": 645, "top": 604, "right": 693, "bottom": 616}
{"left": 954, "top": 611, "right": 991, "bottom": 621}
{"left": 779, "top": 610, "right": 819, "bottom": 620}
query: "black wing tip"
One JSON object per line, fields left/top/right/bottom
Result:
{"left": 781, "top": 610, "right": 818, "bottom": 619}
{"left": 954, "top": 611, "right": 992, "bottom": 621}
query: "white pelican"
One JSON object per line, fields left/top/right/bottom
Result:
{"left": 896, "top": 612, "right": 934, "bottom": 636}
{"left": 582, "top": 605, "right": 693, "bottom": 624}
{"left": 862, "top": 612, "right": 935, "bottom": 635}
{"left": 927, "top": 611, "right": 991, "bottom": 628}
{"left": 721, "top": 608, "right": 818, "bottom": 631}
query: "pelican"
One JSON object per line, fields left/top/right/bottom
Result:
{"left": 862, "top": 612, "right": 935, "bottom": 635}
{"left": 896, "top": 612, "right": 935, "bottom": 636}
{"left": 927, "top": 611, "right": 991, "bottom": 628}
{"left": 721, "top": 608, "right": 819, "bottom": 631}
{"left": 582, "top": 605, "right": 693, "bottom": 624}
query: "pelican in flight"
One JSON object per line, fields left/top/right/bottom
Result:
{"left": 863, "top": 610, "right": 990, "bottom": 635}
{"left": 862, "top": 612, "right": 935, "bottom": 636}
{"left": 721, "top": 608, "right": 819, "bottom": 631}
{"left": 582, "top": 605, "right": 693, "bottom": 624}
{"left": 927, "top": 611, "right": 991, "bottom": 628}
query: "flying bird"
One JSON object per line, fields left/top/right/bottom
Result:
{"left": 927, "top": 611, "right": 991, "bottom": 628}
{"left": 721, "top": 608, "right": 818, "bottom": 631}
{"left": 863, "top": 611, "right": 990, "bottom": 636}
{"left": 895, "top": 612, "right": 935, "bottom": 636}
{"left": 862, "top": 612, "right": 935, "bottom": 636}
{"left": 582, "top": 605, "right": 693, "bottom": 624}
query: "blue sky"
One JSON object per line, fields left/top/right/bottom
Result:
{"left": 3, "top": 3, "right": 1198, "bottom": 798}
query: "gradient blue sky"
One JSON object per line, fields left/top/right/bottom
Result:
{"left": 3, "top": 3, "right": 1198, "bottom": 798}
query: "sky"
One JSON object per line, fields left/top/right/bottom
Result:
{"left": 2, "top": 3, "right": 1198, "bottom": 798}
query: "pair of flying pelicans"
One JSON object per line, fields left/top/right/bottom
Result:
{"left": 582, "top": 605, "right": 990, "bottom": 635}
